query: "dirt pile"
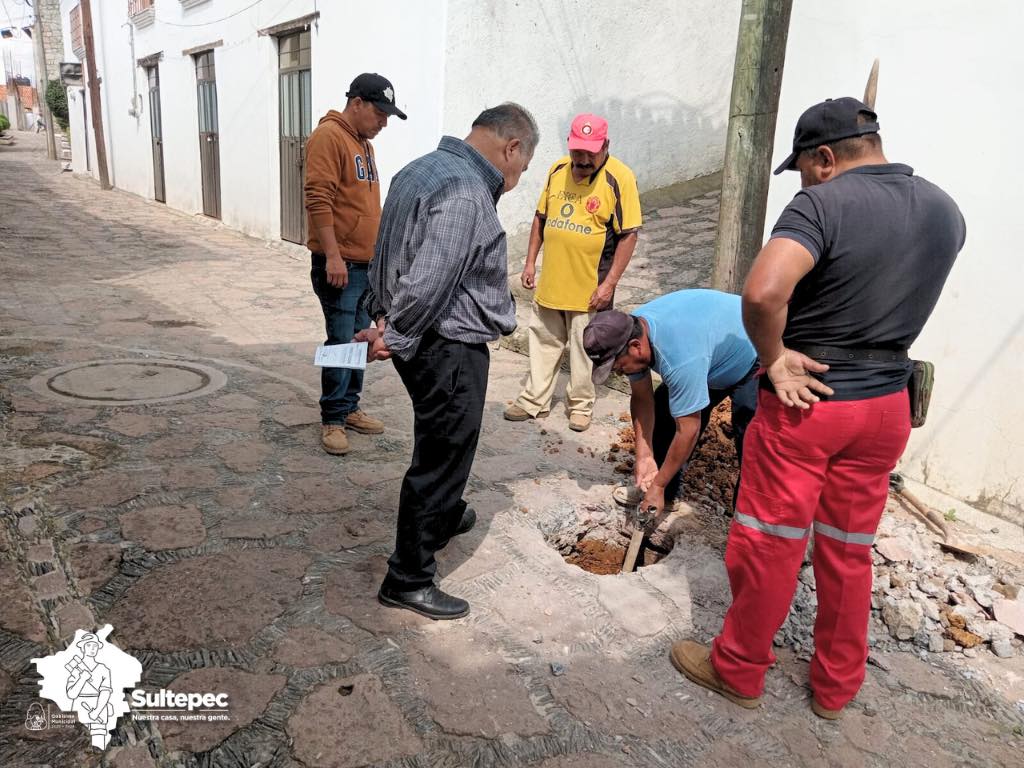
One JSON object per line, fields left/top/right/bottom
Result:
{"left": 680, "top": 404, "right": 738, "bottom": 512}
{"left": 605, "top": 403, "right": 739, "bottom": 512}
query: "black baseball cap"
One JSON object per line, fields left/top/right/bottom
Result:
{"left": 773, "top": 97, "right": 879, "bottom": 174}
{"left": 583, "top": 310, "right": 635, "bottom": 384}
{"left": 346, "top": 73, "right": 407, "bottom": 120}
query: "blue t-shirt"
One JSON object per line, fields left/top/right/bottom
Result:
{"left": 630, "top": 289, "right": 756, "bottom": 417}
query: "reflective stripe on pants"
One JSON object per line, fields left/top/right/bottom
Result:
{"left": 710, "top": 387, "right": 911, "bottom": 710}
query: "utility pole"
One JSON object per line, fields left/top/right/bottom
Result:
{"left": 79, "top": 0, "right": 110, "bottom": 189}
{"left": 711, "top": 0, "right": 793, "bottom": 293}
{"left": 32, "top": 14, "right": 57, "bottom": 160}
{"left": 2, "top": 50, "right": 19, "bottom": 128}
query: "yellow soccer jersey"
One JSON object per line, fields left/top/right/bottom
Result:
{"left": 534, "top": 155, "right": 642, "bottom": 312}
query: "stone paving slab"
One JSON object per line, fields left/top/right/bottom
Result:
{"left": 1, "top": 133, "right": 1022, "bottom": 767}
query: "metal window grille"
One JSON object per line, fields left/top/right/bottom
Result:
{"left": 70, "top": 6, "right": 85, "bottom": 57}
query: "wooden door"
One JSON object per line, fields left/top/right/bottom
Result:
{"left": 195, "top": 51, "right": 221, "bottom": 219}
{"left": 147, "top": 66, "right": 166, "bottom": 203}
{"left": 278, "top": 30, "right": 312, "bottom": 245}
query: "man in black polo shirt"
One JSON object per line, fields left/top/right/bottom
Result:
{"left": 669, "top": 97, "right": 966, "bottom": 719}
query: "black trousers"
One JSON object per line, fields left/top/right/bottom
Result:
{"left": 384, "top": 331, "right": 490, "bottom": 590}
{"left": 653, "top": 364, "right": 759, "bottom": 502}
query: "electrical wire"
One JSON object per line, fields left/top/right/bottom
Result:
{"left": 154, "top": 0, "right": 267, "bottom": 28}
{"left": 1, "top": 0, "right": 19, "bottom": 30}
{"left": 1, "top": 0, "right": 33, "bottom": 35}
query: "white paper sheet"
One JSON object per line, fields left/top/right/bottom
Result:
{"left": 314, "top": 342, "right": 368, "bottom": 369}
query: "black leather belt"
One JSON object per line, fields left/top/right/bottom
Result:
{"left": 310, "top": 252, "right": 370, "bottom": 268}
{"left": 790, "top": 344, "right": 908, "bottom": 362}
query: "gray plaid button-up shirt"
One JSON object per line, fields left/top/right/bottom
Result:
{"left": 366, "top": 136, "right": 517, "bottom": 360}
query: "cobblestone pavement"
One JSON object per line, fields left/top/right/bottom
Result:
{"left": 1, "top": 133, "right": 1023, "bottom": 768}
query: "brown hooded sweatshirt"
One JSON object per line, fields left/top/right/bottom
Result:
{"left": 303, "top": 111, "right": 381, "bottom": 261}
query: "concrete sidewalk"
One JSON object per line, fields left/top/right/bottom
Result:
{"left": 1, "top": 133, "right": 1022, "bottom": 768}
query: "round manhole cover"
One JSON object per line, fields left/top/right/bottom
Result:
{"left": 30, "top": 359, "right": 227, "bottom": 406}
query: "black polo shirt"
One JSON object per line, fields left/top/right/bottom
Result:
{"left": 770, "top": 163, "right": 966, "bottom": 400}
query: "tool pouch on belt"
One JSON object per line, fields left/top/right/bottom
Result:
{"left": 908, "top": 360, "right": 934, "bottom": 428}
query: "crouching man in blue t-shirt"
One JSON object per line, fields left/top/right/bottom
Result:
{"left": 583, "top": 289, "right": 759, "bottom": 514}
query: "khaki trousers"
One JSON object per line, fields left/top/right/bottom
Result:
{"left": 515, "top": 302, "right": 595, "bottom": 417}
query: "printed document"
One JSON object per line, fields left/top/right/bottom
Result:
{"left": 314, "top": 342, "right": 367, "bottom": 369}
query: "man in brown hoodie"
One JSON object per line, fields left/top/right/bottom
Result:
{"left": 304, "top": 73, "right": 407, "bottom": 455}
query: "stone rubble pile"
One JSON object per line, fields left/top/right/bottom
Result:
{"left": 775, "top": 512, "right": 1024, "bottom": 661}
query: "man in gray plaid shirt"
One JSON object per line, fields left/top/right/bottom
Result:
{"left": 361, "top": 103, "right": 538, "bottom": 620}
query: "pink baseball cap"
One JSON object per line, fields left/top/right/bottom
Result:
{"left": 567, "top": 114, "right": 608, "bottom": 153}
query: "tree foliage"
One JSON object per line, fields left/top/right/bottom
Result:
{"left": 45, "top": 81, "right": 69, "bottom": 131}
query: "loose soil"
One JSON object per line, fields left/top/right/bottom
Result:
{"left": 606, "top": 402, "right": 739, "bottom": 515}
{"left": 564, "top": 538, "right": 664, "bottom": 575}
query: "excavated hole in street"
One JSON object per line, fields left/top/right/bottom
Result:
{"left": 545, "top": 513, "right": 674, "bottom": 575}
{"left": 541, "top": 404, "right": 740, "bottom": 575}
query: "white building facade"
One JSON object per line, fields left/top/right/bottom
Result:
{"left": 59, "top": 0, "right": 741, "bottom": 241}
{"left": 766, "top": 0, "right": 1024, "bottom": 524}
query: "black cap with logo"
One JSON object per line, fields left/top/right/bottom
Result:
{"left": 773, "top": 97, "right": 879, "bottom": 175}
{"left": 346, "top": 73, "right": 407, "bottom": 120}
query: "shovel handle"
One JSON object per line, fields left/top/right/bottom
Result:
{"left": 621, "top": 528, "right": 644, "bottom": 574}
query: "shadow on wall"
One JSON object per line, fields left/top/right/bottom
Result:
{"left": 560, "top": 93, "right": 726, "bottom": 190}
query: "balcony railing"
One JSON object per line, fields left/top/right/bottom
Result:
{"left": 129, "top": 0, "right": 156, "bottom": 28}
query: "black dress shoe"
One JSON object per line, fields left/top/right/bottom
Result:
{"left": 377, "top": 584, "right": 470, "bottom": 620}
{"left": 454, "top": 506, "right": 477, "bottom": 536}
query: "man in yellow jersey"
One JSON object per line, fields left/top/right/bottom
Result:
{"left": 504, "top": 113, "right": 642, "bottom": 431}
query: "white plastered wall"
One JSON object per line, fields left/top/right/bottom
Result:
{"left": 766, "top": 0, "right": 1024, "bottom": 523}
{"left": 441, "top": 0, "right": 742, "bottom": 234}
{"left": 58, "top": 0, "right": 446, "bottom": 241}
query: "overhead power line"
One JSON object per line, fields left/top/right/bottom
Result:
{"left": 155, "top": 0, "right": 266, "bottom": 28}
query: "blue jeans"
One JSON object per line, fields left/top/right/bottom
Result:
{"left": 310, "top": 254, "right": 369, "bottom": 425}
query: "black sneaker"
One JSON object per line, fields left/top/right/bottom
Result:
{"left": 377, "top": 584, "right": 470, "bottom": 620}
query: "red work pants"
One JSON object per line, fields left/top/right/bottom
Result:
{"left": 710, "top": 388, "right": 911, "bottom": 710}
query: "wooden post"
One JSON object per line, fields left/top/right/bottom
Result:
{"left": 863, "top": 59, "right": 879, "bottom": 110}
{"left": 79, "top": 0, "right": 110, "bottom": 189}
{"left": 712, "top": 0, "right": 793, "bottom": 294}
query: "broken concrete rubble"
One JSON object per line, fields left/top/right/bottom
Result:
{"left": 773, "top": 508, "right": 1023, "bottom": 662}
{"left": 882, "top": 599, "right": 924, "bottom": 641}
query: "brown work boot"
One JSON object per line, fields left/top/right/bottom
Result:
{"left": 810, "top": 698, "right": 843, "bottom": 720}
{"left": 503, "top": 404, "right": 533, "bottom": 421}
{"left": 345, "top": 410, "right": 384, "bottom": 434}
{"left": 669, "top": 640, "right": 761, "bottom": 709}
{"left": 568, "top": 412, "right": 591, "bottom": 432}
{"left": 321, "top": 425, "right": 350, "bottom": 455}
